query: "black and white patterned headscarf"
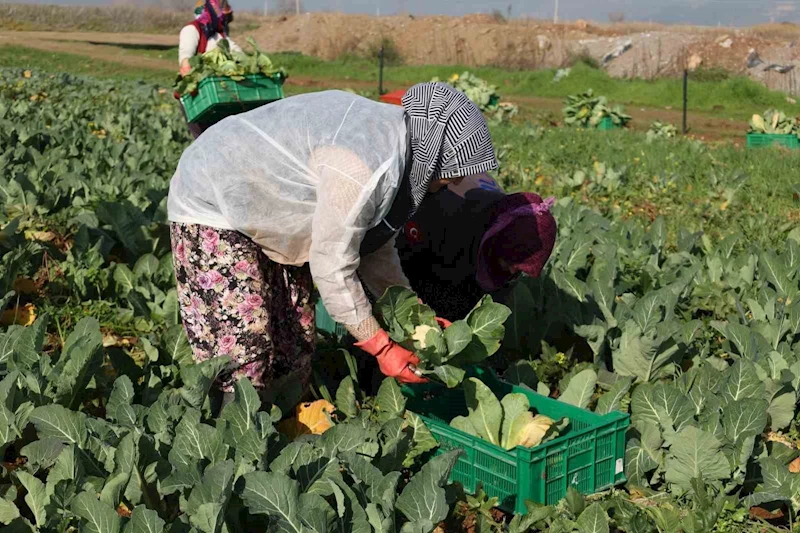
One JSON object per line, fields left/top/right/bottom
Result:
{"left": 401, "top": 82, "right": 499, "bottom": 212}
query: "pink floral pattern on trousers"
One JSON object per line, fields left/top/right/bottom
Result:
{"left": 170, "top": 222, "right": 315, "bottom": 392}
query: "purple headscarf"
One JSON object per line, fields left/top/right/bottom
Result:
{"left": 476, "top": 192, "right": 557, "bottom": 292}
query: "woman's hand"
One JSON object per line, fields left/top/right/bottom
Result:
{"left": 179, "top": 60, "right": 192, "bottom": 77}
{"left": 355, "top": 330, "right": 427, "bottom": 384}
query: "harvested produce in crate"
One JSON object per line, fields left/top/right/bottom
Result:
{"left": 646, "top": 121, "right": 678, "bottom": 141}
{"left": 445, "top": 72, "right": 498, "bottom": 109}
{"left": 432, "top": 71, "right": 519, "bottom": 123}
{"left": 450, "top": 378, "right": 567, "bottom": 450}
{"left": 174, "top": 38, "right": 287, "bottom": 96}
{"left": 749, "top": 109, "right": 797, "bottom": 135}
{"left": 562, "top": 89, "right": 631, "bottom": 128}
{"left": 376, "top": 287, "right": 511, "bottom": 387}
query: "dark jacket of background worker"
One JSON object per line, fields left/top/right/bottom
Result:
{"left": 396, "top": 174, "right": 557, "bottom": 321}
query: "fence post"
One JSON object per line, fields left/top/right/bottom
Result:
{"left": 682, "top": 69, "right": 688, "bottom": 135}
{"left": 379, "top": 44, "right": 385, "bottom": 96}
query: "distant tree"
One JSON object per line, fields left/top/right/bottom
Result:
{"left": 608, "top": 11, "right": 625, "bottom": 23}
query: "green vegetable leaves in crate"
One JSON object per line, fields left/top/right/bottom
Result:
{"left": 404, "top": 369, "right": 629, "bottom": 513}
{"left": 747, "top": 109, "right": 800, "bottom": 149}
{"left": 749, "top": 109, "right": 796, "bottom": 135}
{"left": 174, "top": 38, "right": 287, "bottom": 97}
{"left": 431, "top": 71, "right": 519, "bottom": 124}
{"left": 176, "top": 38, "right": 287, "bottom": 124}
{"left": 451, "top": 378, "right": 567, "bottom": 450}
{"left": 563, "top": 89, "right": 631, "bottom": 129}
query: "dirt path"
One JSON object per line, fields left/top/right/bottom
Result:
{"left": 2, "top": 31, "right": 178, "bottom": 71}
{"left": 2, "top": 30, "right": 178, "bottom": 47}
{"left": 0, "top": 30, "right": 747, "bottom": 141}
{"left": 508, "top": 95, "right": 745, "bottom": 140}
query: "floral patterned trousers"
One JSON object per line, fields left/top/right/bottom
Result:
{"left": 170, "top": 223, "right": 315, "bottom": 392}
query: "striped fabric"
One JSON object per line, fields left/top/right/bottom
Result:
{"left": 401, "top": 82, "right": 499, "bottom": 213}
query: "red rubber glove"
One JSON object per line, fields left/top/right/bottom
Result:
{"left": 355, "top": 330, "right": 427, "bottom": 384}
{"left": 436, "top": 317, "right": 453, "bottom": 329}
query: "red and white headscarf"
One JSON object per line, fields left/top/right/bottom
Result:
{"left": 194, "top": 0, "right": 227, "bottom": 38}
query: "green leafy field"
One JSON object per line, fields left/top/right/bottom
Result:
{"left": 1, "top": 67, "right": 799, "bottom": 533}
{"left": 490, "top": 126, "right": 800, "bottom": 248}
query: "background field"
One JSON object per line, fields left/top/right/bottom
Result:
{"left": 4, "top": 2, "right": 800, "bottom": 94}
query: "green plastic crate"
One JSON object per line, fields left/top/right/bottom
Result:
{"left": 315, "top": 299, "right": 348, "bottom": 339}
{"left": 181, "top": 73, "right": 285, "bottom": 124}
{"left": 597, "top": 117, "right": 620, "bottom": 130}
{"left": 404, "top": 368, "right": 629, "bottom": 514}
{"left": 746, "top": 133, "right": 799, "bottom": 149}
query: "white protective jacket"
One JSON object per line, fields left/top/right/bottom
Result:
{"left": 168, "top": 91, "right": 411, "bottom": 333}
